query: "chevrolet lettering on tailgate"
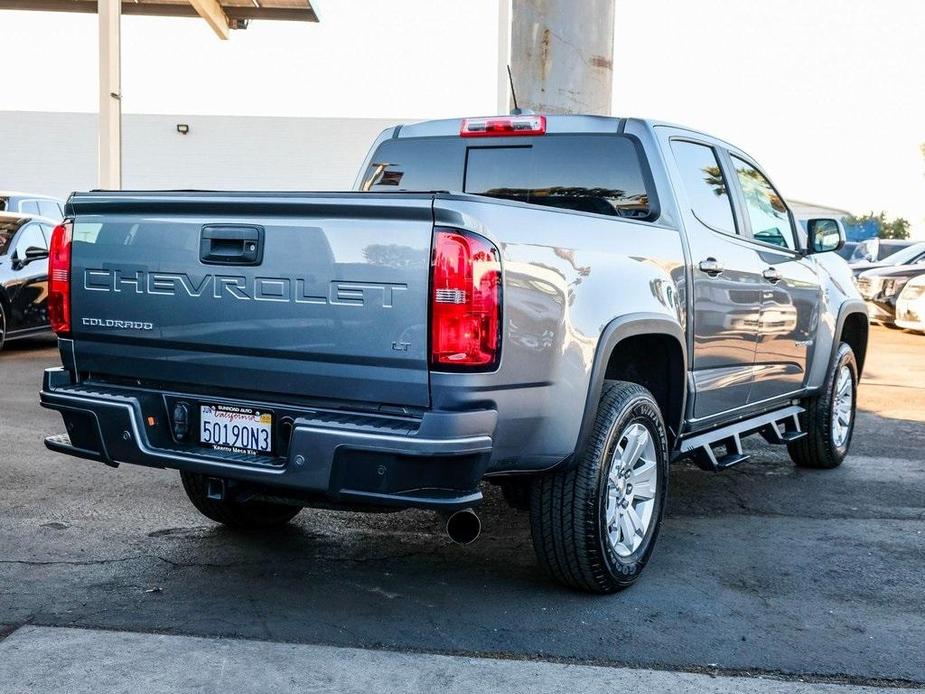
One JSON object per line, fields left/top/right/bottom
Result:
{"left": 83, "top": 268, "right": 408, "bottom": 307}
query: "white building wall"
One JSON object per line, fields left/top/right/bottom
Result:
{"left": 0, "top": 111, "right": 405, "bottom": 200}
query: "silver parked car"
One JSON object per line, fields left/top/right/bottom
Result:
{"left": 0, "top": 191, "right": 65, "bottom": 221}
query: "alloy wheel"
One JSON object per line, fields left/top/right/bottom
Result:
{"left": 605, "top": 422, "right": 659, "bottom": 557}
{"left": 831, "top": 364, "right": 854, "bottom": 448}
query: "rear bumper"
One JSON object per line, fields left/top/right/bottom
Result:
{"left": 40, "top": 368, "right": 496, "bottom": 512}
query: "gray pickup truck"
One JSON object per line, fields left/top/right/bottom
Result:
{"left": 41, "top": 114, "right": 868, "bottom": 593}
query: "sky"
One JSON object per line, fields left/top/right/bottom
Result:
{"left": 1, "top": 0, "right": 923, "bottom": 236}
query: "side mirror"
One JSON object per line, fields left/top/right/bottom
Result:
{"left": 24, "top": 246, "right": 49, "bottom": 261}
{"left": 807, "top": 218, "right": 845, "bottom": 254}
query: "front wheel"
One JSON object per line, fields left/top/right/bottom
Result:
{"left": 529, "top": 381, "right": 669, "bottom": 593}
{"left": 788, "top": 342, "right": 858, "bottom": 469}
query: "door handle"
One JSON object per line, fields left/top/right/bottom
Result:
{"left": 698, "top": 258, "right": 724, "bottom": 277}
{"left": 762, "top": 267, "right": 782, "bottom": 283}
{"left": 199, "top": 225, "right": 264, "bottom": 266}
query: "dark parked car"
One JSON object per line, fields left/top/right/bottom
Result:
{"left": 0, "top": 191, "right": 65, "bottom": 220}
{"left": 0, "top": 211, "right": 55, "bottom": 349}
{"left": 856, "top": 244, "right": 925, "bottom": 326}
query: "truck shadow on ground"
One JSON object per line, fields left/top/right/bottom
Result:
{"left": 129, "top": 395, "right": 923, "bottom": 611}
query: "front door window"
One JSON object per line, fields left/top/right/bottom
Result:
{"left": 731, "top": 157, "right": 796, "bottom": 251}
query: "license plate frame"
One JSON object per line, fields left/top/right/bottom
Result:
{"left": 199, "top": 403, "right": 274, "bottom": 456}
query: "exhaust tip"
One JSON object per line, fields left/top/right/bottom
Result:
{"left": 445, "top": 508, "right": 481, "bottom": 545}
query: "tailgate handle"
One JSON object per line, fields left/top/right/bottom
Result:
{"left": 200, "top": 225, "right": 264, "bottom": 265}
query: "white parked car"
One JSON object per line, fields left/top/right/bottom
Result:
{"left": 895, "top": 273, "right": 925, "bottom": 333}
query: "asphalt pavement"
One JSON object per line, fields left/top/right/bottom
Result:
{"left": 0, "top": 326, "right": 923, "bottom": 690}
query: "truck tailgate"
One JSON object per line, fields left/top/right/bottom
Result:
{"left": 67, "top": 192, "right": 434, "bottom": 408}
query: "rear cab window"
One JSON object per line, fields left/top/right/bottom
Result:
{"left": 360, "top": 133, "right": 655, "bottom": 220}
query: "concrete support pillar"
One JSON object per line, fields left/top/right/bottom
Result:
{"left": 498, "top": 0, "right": 614, "bottom": 115}
{"left": 98, "top": 0, "right": 122, "bottom": 189}
{"left": 497, "top": 0, "right": 513, "bottom": 114}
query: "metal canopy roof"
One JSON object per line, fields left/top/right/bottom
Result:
{"left": 0, "top": 1, "right": 318, "bottom": 23}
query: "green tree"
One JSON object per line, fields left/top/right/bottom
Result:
{"left": 881, "top": 215, "right": 912, "bottom": 239}
{"left": 843, "top": 211, "right": 911, "bottom": 240}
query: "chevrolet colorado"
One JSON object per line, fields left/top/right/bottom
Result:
{"left": 40, "top": 115, "right": 868, "bottom": 593}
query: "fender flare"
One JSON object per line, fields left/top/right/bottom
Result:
{"left": 831, "top": 299, "right": 869, "bottom": 377}
{"left": 569, "top": 313, "right": 688, "bottom": 464}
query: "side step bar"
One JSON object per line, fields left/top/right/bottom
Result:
{"left": 679, "top": 405, "right": 806, "bottom": 471}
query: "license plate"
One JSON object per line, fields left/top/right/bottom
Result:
{"left": 200, "top": 403, "right": 273, "bottom": 455}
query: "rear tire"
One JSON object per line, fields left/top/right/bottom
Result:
{"left": 529, "top": 381, "right": 669, "bottom": 593}
{"left": 180, "top": 472, "right": 301, "bottom": 529}
{"left": 788, "top": 342, "right": 858, "bottom": 469}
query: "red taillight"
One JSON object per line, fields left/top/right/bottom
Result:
{"left": 48, "top": 221, "right": 73, "bottom": 335}
{"left": 460, "top": 114, "right": 546, "bottom": 137}
{"left": 431, "top": 229, "right": 501, "bottom": 370}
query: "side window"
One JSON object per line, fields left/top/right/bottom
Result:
{"left": 21, "top": 200, "right": 40, "bottom": 215}
{"left": 731, "top": 156, "right": 795, "bottom": 250}
{"left": 38, "top": 200, "right": 62, "bottom": 220}
{"left": 15, "top": 223, "right": 48, "bottom": 256}
{"left": 670, "top": 140, "right": 736, "bottom": 235}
